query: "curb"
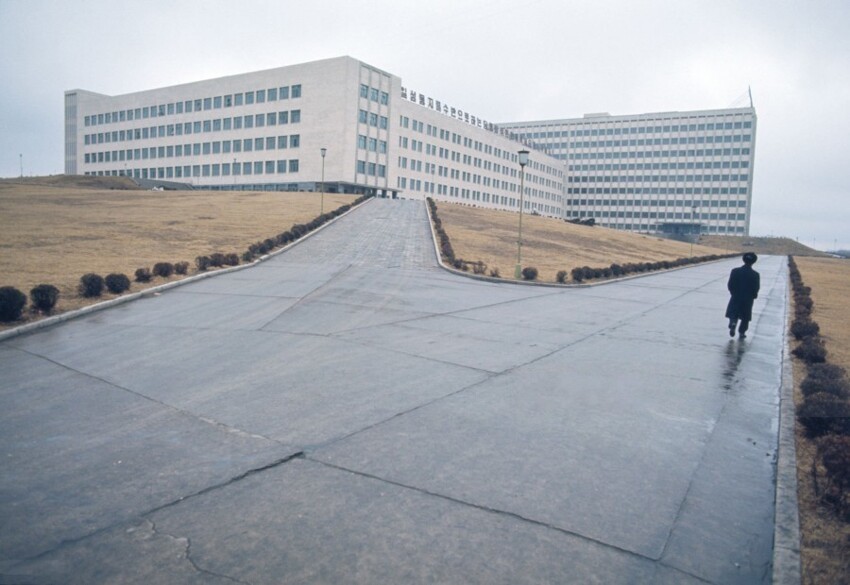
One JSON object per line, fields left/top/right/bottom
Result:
{"left": 772, "top": 264, "right": 802, "bottom": 585}
{"left": 0, "top": 197, "right": 374, "bottom": 343}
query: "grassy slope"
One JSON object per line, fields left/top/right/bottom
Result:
{"left": 436, "top": 201, "right": 727, "bottom": 280}
{"left": 793, "top": 256, "right": 850, "bottom": 585}
{"left": 0, "top": 181, "right": 355, "bottom": 323}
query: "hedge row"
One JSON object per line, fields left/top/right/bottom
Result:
{"left": 789, "top": 256, "right": 850, "bottom": 521}
{"left": 0, "top": 196, "right": 371, "bottom": 324}
{"left": 569, "top": 254, "right": 738, "bottom": 283}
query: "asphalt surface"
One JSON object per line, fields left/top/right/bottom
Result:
{"left": 1, "top": 199, "right": 790, "bottom": 584}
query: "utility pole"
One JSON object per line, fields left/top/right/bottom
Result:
{"left": 19, "top": 153, "right": 23, "bottom": 178}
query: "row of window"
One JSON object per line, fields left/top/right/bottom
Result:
{"left": 568, "top": 174, "right": 749, "bottom": 184}
{"left": 518, "top": 119, "right": 753, "bottom": 139}
{"left": 355, "top": 160, "right": 387, "bottom": 177}
{"left": 359, "top": 84, "right": 390, "bottom": 105}
{"left": 567, "top": 186, "right": 749, "bottom": 196}
{"left": 357, "top": 135, "right": 388, "bottom": 153}
{"left": 84, "top": 111, "right": 302, "bottom": 145}
{"left": 562, "top": 134, "right": 752, "bottom": 150}
{"left": 399, "top": 115, "right": 562, "bottom": 178}
{"left": 570, "top": 160, "right": 751, "bottom": 172}
{"left": 568, "top": 198, "right": 747, "bottom": 208}
{"left": 83, "top": 85, "right": 302, "bottom": 126}
{"left": 568, "top": 147, "right": 752, "bottom": 161}
{"left": 90, "top": 160, "right": 301, "bottom": 180}
{"left": 84, "top": 134, "right": 302, "bottom": 164}
{"left": 358, "top": 110, "right": 389, "bottom": 129}
{"left": 582, "top": 211, "right": 747, "bottom": 221}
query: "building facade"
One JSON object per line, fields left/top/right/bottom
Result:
{"left": 65, "top": 56, "right": 756, "bottom": 235}
{"left": 502, "top": 108, "right": 757, "bottom": 235}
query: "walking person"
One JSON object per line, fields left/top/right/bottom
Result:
{"left": 726, "top": 252, "right": 760, "bottom": 339}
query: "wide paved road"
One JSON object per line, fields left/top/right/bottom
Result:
{"left": 1, "top": 199, "right": 788, "bottom": 584}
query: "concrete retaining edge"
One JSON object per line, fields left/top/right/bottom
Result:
{"left": 0, "top": 197, "right": 374, "bottom": 342}
{"left": 772, "top": 264, "right": 802, "bottom": 585}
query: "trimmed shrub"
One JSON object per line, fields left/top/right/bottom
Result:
{"left": 174, "top": 261, "right": 190, "bottom": 275}
{"left": 471, "top": 261, "right": 487, "bottom": 275}
{"left": 801, "top": 375, "right": 850, "bottom": 399}
{"left": 135, "top": 267, "right": 153, "bottom": 282}
{"left": 797, "top": 392, "right": 850, "bottom": 437}
{"left": 152, "top": 262, "right": 174, "bottom": 278}
{"left": 30, "top": 284, "right": 59, "bottom": 313}
{"left": 792, "top": 337, "right": 828, "bottom": 364}
{"left": 489, "top": 267, "right": 501, "bottom": 278}
{"left": 521, "top": 266, "right": 538, "bottom": 281}
{"left": 817, "top": 435, "right": 850, "bottom": 518}
{"left": 791, "top": 318, "right": 820, "bottom": 340}
{"left": 807, "top": 363, "right": 847, "bottom": 383}
{"left": 104, "top": 273, "right": 131, "bottom": 294}
{"left": 78, "top": 273, "right": 105, "bottom": 298}
{"left": 556, "top": 270, "right": 568, "bottom": 284}
{"left": 0, "top": 286, "right": 27, "bottom": 322}
{"left": 610, "top": 263, "right": 624, "bottom": 277}
{"left": 241, "top": 251, "right": 255, "bottom": 263}
{"left": 571, "top": 267, "right": 584, "bottom": 283}
{"left": 209, "top": 253, "right": 226, "bottom": 267}
{"left": 224, "top": 253, "right": 240, "bottom": 266}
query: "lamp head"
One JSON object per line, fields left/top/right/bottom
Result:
{"left": 321, "top": 147, "right": 327, "bottom": 157}
{"left": 518, "top": 149, "right": 529, "bottom": 167}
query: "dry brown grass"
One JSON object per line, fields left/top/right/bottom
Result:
{"left": 436, "top": 202, "right": 726, "bottom": 279}
{"left": 0, "top": 181, "right": 355, "bottom": 328}
{"left": 699, "top": 234, "right": 828, "bottom": 258}
{"left": 792, "top": 256, "right": 850, "bottom": 585}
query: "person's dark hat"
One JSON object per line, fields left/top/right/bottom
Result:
{"left": 743, "top": 252, "right": 758, "bottom": 265}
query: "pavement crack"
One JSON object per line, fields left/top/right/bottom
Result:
{"left": 148, "top": 519, "right": 251, "bottom": 584}
{"left": 145, "top": 451, "right": 305, "bottom": 517}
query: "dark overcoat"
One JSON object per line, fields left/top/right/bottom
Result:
{"left": 725, "top": 265, "right": 760, "bottom": 321}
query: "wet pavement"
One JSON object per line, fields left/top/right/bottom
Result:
{"left": 0, "top": 199, "right": 789, "bottom": 584}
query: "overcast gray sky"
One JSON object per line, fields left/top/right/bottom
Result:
{"left": 1, "top": 0, "right": 848, "bottom": 250}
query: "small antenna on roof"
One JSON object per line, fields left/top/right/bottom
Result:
{"left": 748, "top": 86, "right": 754, "bottom": 108}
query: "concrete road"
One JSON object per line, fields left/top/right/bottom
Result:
{"left": 1, "top": 199, "right": 789, "bottom": 584}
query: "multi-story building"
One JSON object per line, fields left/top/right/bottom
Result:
{"left": 502, "top": 108, "right": 757, "bottom": 235}
{"left": 64, "top": 56, "right": 755, "bottom": 235}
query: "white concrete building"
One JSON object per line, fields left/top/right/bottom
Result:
{"left": 65, "top": 56, "right": 755, "bottom": 234}
{"left": 502, "top": 108, "right": 757, "bottom": 236}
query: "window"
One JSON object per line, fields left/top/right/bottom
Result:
{"left": 213, "top": 96, "right": 222, "bottom": 109}
{"left": 278, "top": 136, "right": 288, "bottom": 149}
{"left": 290, "top": 110, "right": 300, "bottom": 123}
{"left": 254, "top": 161, "right": 263, "bottom": 174}
{"left": 245, "top": 91, "right": 255, "bottom": 105}
{"left": 279, "top": 86, "right": 289, "bottom": 99}
{"left": 277, "top": 160, "right": 287, "bottom": 173}
{"left": 288, "top": 159, "right": 299, "bottom": 172}
{"left": 369, "top": 113, "right": 378, "bottom": 127}
{"left": 359, "top": 110, "right": 368, "bottom": 123}
{"left": 223, "top": 118, "right": 231, "bottom": 131}
{"left": 243, "top": 139, "right": 252, "bottom": 152}
{"left": 358, "top": 135, "right": 367, "bottom": 149}
{"left": 268, "top": 88, "right": 277, "bottom": 101}
{"left": 267, "top": 112, "right": 276, "bottom": 126}
{"left": 278, "top": 111, "right": 289, "bottom": 124}
{"left": 234, "top": 93, "right": 244, "bottom": 106}
{"left": 291, "top": 84, "right": 301, "bottom": 98}
{"left": 255, "top": 137, "right": 264, "bottom": 150}
{"left": 290, "top": 135, "right": 300, "bottom": 148}
{"left": 380, "top": 91, "right": 389, "bottom": 105}
{"left": 265, "top": 160, "right": 274, "bottom": 174}
{"left": 356, "top": 160, "right": 366, "bottom": 174}
{"left": 256, "top": 89, "right": 266, "bottom": 103}
{"left": 370, "top": 88, "right": 379, "bottom": 102}
{"left": 224, "top": 95, "right": 232, "bottom": 107}
{"left": 380, "top": 116, "right": 388, "bottom": 129}
{"left": 360, "top": 84, "right": 369, "bottom": 98}
{"left": 368, "top": 137, "right": 377, "bottom": 151}
{"left": 266, "top": 137, "right": 275, "bottom": 150}
{"left": 255, "top": 114, "right": 265, "bottom": 127}
{"left": 244, "top": 116, "right": 253, "bottom": 129}
{"left": 203, "top": 97, "right": 212, "bottom": 110}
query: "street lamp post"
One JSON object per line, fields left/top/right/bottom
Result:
{"left": 320, "top": 147, "right": 327, "bottom": 215}
{"left": 690, "top": 204, "right": 699, "bottom": 257}
{"left": 514, "top": 149, "right": 530, "bottom": 279}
